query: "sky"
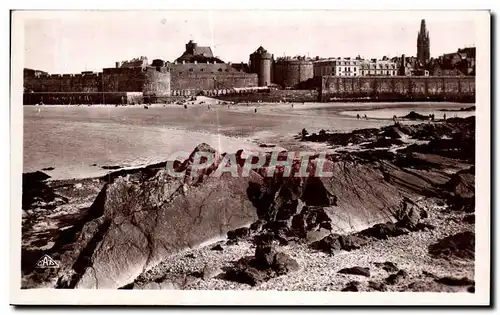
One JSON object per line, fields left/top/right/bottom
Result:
{"left": 20, "top": 11, "right": 478, "bottom": 74}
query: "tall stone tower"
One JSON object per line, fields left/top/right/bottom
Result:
{"left": 417, "top": 19, "right": 430, "bottom": 65}
{"left": 249, "top": 46, "right": 273, "bottom": 87}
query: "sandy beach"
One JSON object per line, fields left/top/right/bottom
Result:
{"left": 23, "top": 100, "right": 473, "bottom": 180}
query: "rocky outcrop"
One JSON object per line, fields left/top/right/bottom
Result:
{"left": 56, "top": 144, "right": 263, "bottom": 289}
{"left": 22, "top": 118, "right": 476, "bottom": 290}
{"left": 222, "top": 245, "right": 299, "bottom": 286}
{"left": 428, "top": 231, "right": 475, "bottom": 260}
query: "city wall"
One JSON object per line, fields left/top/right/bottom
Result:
{"left": 170, "top": 72, "right": 258, "bottom": 96}
{"left": 320, "top": 76, "right": 475, "bottom": 102}
{"left": 24, "top": 73, "right": 102, "bottom": 93}
{"left": 216, "top": 89, "right": 319, "bottom": 103}
{"left": 24, "top": 67, "right": 170, "bottom": 104}
{"left": 23, "top": 92, "right": 144, "bottom": 105}
{"left": 274, "top": 60, "right": 314, "bottom": 89}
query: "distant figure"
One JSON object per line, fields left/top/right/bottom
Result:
{"left": 208, "top": 105, "right": 211, "bottom": 110}
{"left": 431, "top": 113, "right": 435, "bottom": 121}
{"left": 443, "top": 113, "right": 447, "bottom": 121}
{"left": 364, "top": 114, "right": 368, "bottom": 119}
{"left": 301, "top": 128, "right": 308, "bottom": 138}
{"left": 184, "top": 104, "right": 187, "bottom": 109}
{"left": 357, "top": 114, "right": 360, "bottom": 120}
{"left": 291, "top": 104, "right": 294, "bottom": 108}
{"left": 228, "top": 105, "right": 230, "bottom": 109}
{"left": 254, "top": 108, "right": 257, "bottom": 113}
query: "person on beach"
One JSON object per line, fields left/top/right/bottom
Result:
{"left": 184, "top": 104, "right": 187, "bottom": 109}
{"left": 254, "top": 108, "right": 257, "bottom": 113}
{"left": 364, "top": 114, "right": 368, "bottom": 119}
{"left": 208, "top": 105, "right": 211, "bottom": 110}
{"left": 301, "top": 128, "right": 308, "bottom": 139}
{"left": 357, "top": 114, "right": 360, "bottom": 120}
{"left": 443, "top": 113, "right": 447, "bottom": 121}
{"left": 291, "top": 104, "right": 294, "bottom": 108}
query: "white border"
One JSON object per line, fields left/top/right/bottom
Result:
{"left": 8, "top": 9, "right": 491, "bottom": 306}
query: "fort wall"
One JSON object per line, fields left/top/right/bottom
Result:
{"left": 274, "top": 60, "right": 314, "bottom": 88}
{"left": 24, "top": 73, "right": 102, "bottom": 92}
{"left": 23, "top": 92, "right": 144, "bottom": 105}
{"left": 170, "top": 72, "right": 258, "bottom": 95}
{"left": 216, "top": 89, "right": 319, "bottom": 103}
{"left": 320, "top": 76, "right": 475, "bottom": 102}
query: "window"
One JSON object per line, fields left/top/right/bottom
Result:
{"left": 218, "top": 68, "right": 222, "bottom": 72}
{"left": 189, "top": 68, "right": 193, "bottom": 72}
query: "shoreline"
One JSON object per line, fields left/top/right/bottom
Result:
{"left": 23, "top": 101, "right": 474, "bottom": 180}
{"left": 21, "top": 117, "right": 476, "bottom": 290}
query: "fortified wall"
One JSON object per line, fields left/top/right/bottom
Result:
{"left": 274, "top": 58, "right": 314, "bottom": 89}
{"left": 320, "top": 76, "right": 475, "bottom": 102}
{"left": 168, "top": 62, "right": 258, "bottom": 96}
{"left": 24, "top": 66, "right": 170, "bottom": 104}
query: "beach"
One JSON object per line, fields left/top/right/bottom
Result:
{"left": 23, "top": 101, "right": 473, "bottom": 180}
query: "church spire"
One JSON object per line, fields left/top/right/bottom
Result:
{"left": 417, "top": 19, "right": 430, "bottom": 65}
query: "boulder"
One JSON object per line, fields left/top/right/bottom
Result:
{"left": 62, "top": 145, "right": 262, "bottom": 289}
{"left": 341, "top": 281, "right": 360, "bottom": 291}
{"left": 310, "top": 234, "right": 342, "bottom": 254}
{"left": 368, "top": 281, "right": 388, "bottom": 291}
{"left": 374, "top": 261, "right": 399, "bottom": 273}
{"left": 338, "top": 266, "right": 370, "bottom": 277}
{"left": 428, "top": 231, "right": 475, "bottom": 260}
{"left": 210, "top": 244, "right": 224, "bottom": 251}
{"left": 338, "top": 235, "right": 368, "bottom": 251}
{"left": 435, "top": 276, "right": 475, "bottom": 286}
{"left": 227, "top": 227, "right": 250, "bottom": 240}
{"left": 255, "top": 245, "right": 277, "bottom": 268}
{"left": 385, "top": 269, "right": 409, "bottom": 285}
{"left": 273, "top": 252, "right": 300, "bottom": 276}
{"left": 305, "top": 228, "right": 331, "bottom": 244}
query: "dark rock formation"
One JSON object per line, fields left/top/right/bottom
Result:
{"left": 403, "top": 111, "right": 429, "bottom": 120}
{"left": 210, "top": 244, "right": 224, "bottom": 251}
{"left": 385, "top": 269, "right": 409, "bottom": 285}
{"left": 368, "top": 281, "right": 388, "bottom": 291}
{"left": 223, "top": 245, "right": 299, "bottom": 286}
{"left": 341, "top": 281, "right": 360, "bottom": 292}
{"left": 428, "top": 231, "right": 475, "bottom": 260}
{"left": 374, "top": 261, "right": 399, "bottom": 273}
{"left": 338, "top": 266, "right": 370, "bottom": 277}
{"left": 435, "top": 276, "right": 475, "bottom": 286}
{"left": 53, "top": 144, "right": 263, "bottom": 289}
{"left": 463, "top": 214, "right": 475, "bottom": 224}
{"left": 310, "top": 234, "right": 341, "bottom": 254}
{"left": 227, "top": 227, "right": 251, "bottom": 240}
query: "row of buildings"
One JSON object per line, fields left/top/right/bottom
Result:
{"left": 23, "top": 19, "right": 475, "bottom": 104}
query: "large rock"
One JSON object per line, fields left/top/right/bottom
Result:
{"left": 428, "top": 231, "right": 475, "bottom": 260}
{"left": 60, "top": 145, "right": 262, "bottom": 289}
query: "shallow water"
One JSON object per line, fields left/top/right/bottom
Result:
{"left": 23, "top": 102, "right": 472, "bottom": 179}
{"left": 340, "top": 107, "right": 475, "bottom": 119}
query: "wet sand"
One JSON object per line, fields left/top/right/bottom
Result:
{"left": 23, "top": 101, "right": 471, "bottom": 180}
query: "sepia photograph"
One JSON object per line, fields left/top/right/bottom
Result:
{"left": 9, "top": 9, "right": 491, "bottom": 305}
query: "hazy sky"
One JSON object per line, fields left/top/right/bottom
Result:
{"left": 21, "top": 11, "right": 477, "bottom": 74}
